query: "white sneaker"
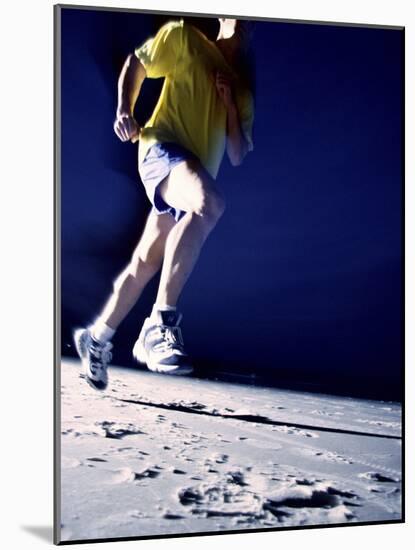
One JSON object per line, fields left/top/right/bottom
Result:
{"left": 133, "top": 310, "right": 194, "bottom": 375}
{"left": 73, "top": 327, "right": 113, "bottom": 390}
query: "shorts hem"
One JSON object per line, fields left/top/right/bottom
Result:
{"left": 139, "top": 141, "right": 198, "bottom": 222}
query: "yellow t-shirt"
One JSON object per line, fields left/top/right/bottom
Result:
{"left": 134, "top": 19, "right": 255, "bottom": 180}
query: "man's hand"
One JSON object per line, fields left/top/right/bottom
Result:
{"left": 113, "top": 113, "right": 141, "bottom": 143}
{"left": 215, "top": 71, "right": 235, "bottom": 111}
{"left": 215, "top": 73, "right": 251, "bottom": 166}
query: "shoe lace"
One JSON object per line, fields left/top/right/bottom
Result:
{"left": 153, "top": 325, "right": 184, "bottom": 353}
{"left": 90, "top": 340, "right": 113, "bottom": 371}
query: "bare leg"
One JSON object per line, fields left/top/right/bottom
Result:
{"left": 97, "top": 210, "right": 176, "bottom": 329}
{"left": 155, "top": 159, "right": 226, "bottom": 306}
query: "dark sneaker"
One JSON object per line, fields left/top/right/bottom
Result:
{"left": 133, "top": 310, "right": 194, "bottom": 375}
{"left": 73, "top": 327, "right": 113, "bottom": 390}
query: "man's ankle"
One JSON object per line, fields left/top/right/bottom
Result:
{"left": 90, "top": 319, "right": 116, "bottom": 344}
{"left": 150, "top": 303, "right": 177, "bottom": 323}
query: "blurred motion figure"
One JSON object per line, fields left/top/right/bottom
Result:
{"left": 74, "top": 17, "right": 255, "bottom": 390}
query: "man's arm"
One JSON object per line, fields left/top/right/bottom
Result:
{"left": 215, "top": 71, "right": 250, "bottom": 166}
{"left": 113, "top": 54, "right": 146, "bottom": 143}
{"left": 225, "top": 103, "right": 250, "bottom": 166}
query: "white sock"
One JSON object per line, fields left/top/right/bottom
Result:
{"left": 91, "top": 319, "right": 116, "bottom": 344}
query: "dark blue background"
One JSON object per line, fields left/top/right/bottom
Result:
{"left": 60, "top": 8, "right": 403, "bottom": 400}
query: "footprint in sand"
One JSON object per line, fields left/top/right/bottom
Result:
{"left": 271, "top": 425, "right": 319, "bottom": 438}
{"left": 212, "top": 453, "right": 229, "bottom": 464}
{"left": 301, "top": 448, "right": 354, "bottom": 465}
{"left": 163, "top": 511, "right": 186, "bottom": 520}
{"left": 129, "top": 510, "right": 148, "bottom": 519}
{"left": 109, "top": 466, "right": 162, "bottom": 484}
{"left": 96, "top": 421, "right": 146, "bottom": 439}
{"left": 114, "top": 446, "right": 134, "bottom": 453}
{"left": 359, "top": 472, "right": 400, "bottom": 483}
{"left": 61, "top": 457, "right": 82, "bottom": 468}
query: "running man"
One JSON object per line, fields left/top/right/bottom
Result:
{"left": 74, "top": 17, "right": 255, "bottom": 390}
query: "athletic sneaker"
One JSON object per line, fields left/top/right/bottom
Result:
{"left": 133, "top": 310, "right": 194, "bottom": 375}
{"left": 73, "top": 327, "right": 113, "bottom": 390}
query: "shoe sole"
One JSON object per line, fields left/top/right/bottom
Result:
{"left": 85, "top": 376, "right": 108, "bottom": 391}
{"left": 133, "top": 339, "right": 194, "bottom": 376}
{"left": 73, "top": 328, "right": 108, "bottom": 391}
{"left": 73, "top": 328, "right": 87, "bottom": 358}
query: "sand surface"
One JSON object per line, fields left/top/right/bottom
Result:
{"left": 58, "top": 359, "right": 402, "bottom": 543}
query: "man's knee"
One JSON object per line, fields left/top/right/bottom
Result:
{"left": 195, "top": 188, "right": 226, "bottom": 225}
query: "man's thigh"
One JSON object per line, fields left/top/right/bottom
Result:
{"left": 158, "top": 159, "right": 223, "bottom": 215}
